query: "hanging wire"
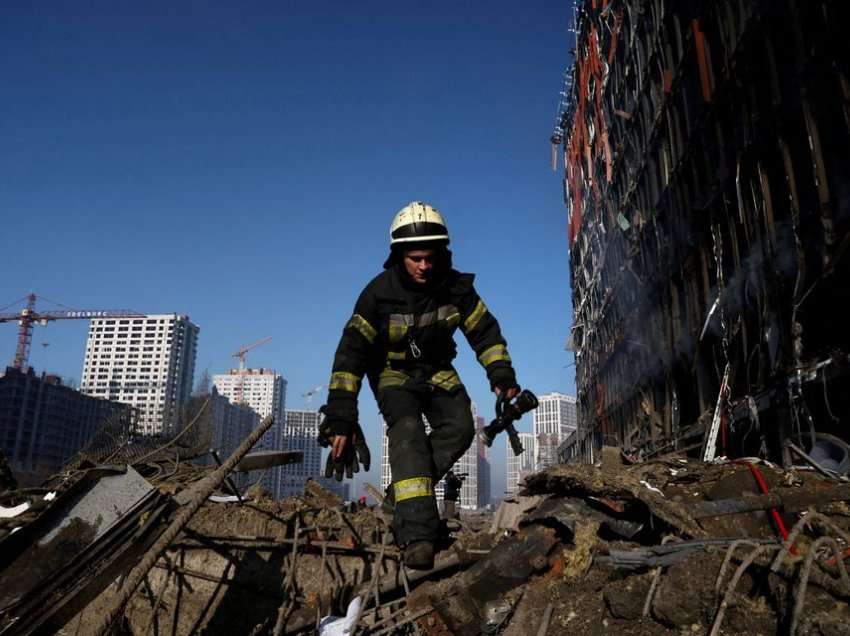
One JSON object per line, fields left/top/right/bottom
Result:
{"left": 0, "top": 295, "right": 32, "bottom": 313}
{"left": 822, "top": 367, "right": 840, "bottom": 424}
{"left": 35, "top": 294, "right": 80, "bottom": 311}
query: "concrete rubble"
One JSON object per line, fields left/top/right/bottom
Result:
{"left": 2, "top": 0, "right": 849, "bottom": 632}
{"left": 1, "top": 431, "right": 849, "bottom": 635}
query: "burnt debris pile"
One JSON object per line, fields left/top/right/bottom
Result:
{"left": 2, "top": 434, "right": 850, "bottom": 634}
{"left": 405, "top": 451, "right": 849, "bottom": 635}
{"left": 515, "top": 452, "right": 849, "bottom": 635}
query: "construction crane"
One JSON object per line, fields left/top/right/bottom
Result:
{"left": 302, "top": 384, "right": 327, "bottom": 407}
{"left": 232, "top": 336, "right": 272, "bottom": 371}
{"left": 231, "top": 336, "right": 272, "bottom": 403}
{"left": 0, "top": 293, "right": 143, "bottom": 371}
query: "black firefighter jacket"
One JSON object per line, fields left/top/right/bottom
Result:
{"left": 325, "top": 263, "right": 517, "bottom": 429}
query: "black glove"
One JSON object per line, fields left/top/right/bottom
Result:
{"left": 323, "top": 423, "right": 371, "bottom": 482}
{"left": 317, "top": 405, "right": 355, "bottom": 447}
{"left": 492, "top": 378, "right": 520, "bottom": 396}
{"left": 351, "top": 424, "right": 371, "bottom": 472}
{"left": 317, "top": 406, "right": 333, "bottom": 447}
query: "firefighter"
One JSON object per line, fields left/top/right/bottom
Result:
{"left": 442, "top": 470, "right": 464, "bottom": 520}
{"left": 321, "top": 201, "right": 520, "bottom": 569}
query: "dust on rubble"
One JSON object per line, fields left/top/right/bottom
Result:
{"left": 6, "top": 455, "right": 848, "bottom": 636}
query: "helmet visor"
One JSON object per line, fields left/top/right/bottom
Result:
{"left": 390, "top": 220, "right": 449, "bottom": 244}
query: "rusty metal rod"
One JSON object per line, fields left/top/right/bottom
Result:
{"left": 349, "top": 530, "right": 389, "bottom": 634}
{"left": 691, "top": 484, "right": 850, "bottom": 519}
{"left": 367, "top": 607, "right": 433, "bottom": 636}
{"left": 785, "top": 440, "right": 842, "bottom": 480}
{"left": 210, "top": 449, "right": 243, "bottom": 502}
{"left": 150, "top": 561, "right": 303, "bottom": 601}
{"left": 272, "top": 515, "right": 302, "bottom": 636}
{"left": 355, "top": 548, "right": 482, "bottom": 598}
{"left": 535, "top": 603, "right": 554, "bottom": 636}
{"left": 92, "top": 414, "right": 276, "bottom": 636}
{"left": 142, "top": 570, "right": 174, "bottom": 636}
{"left": 171, "top": 538, "right": 400, "bottom": 556}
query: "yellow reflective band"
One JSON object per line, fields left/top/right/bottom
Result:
{"left": 387, "top": 350, "right": 406, "bottom": 361}
{"left": 388, "top": 314, "right": 411, "bottom": 343}
{"left": 444, "top": 309, "right": 460, "bottom": 329}
{"left": 416, "top": 309, "right": 440, "bottom": 327}
{"left": 378, "top": 368, "right": 409, "bottom": 390}
{"left": 346, "top": 314, "right": 377, "bottom": 344}
{"left": 418, "top": 305, "right": 460, "bottom": 328}
{"left": 437, "top": 305, "right": 458, "bottom": 321}
{"left": 428, "top": 369, "right": 462, "bottom": 391}
{"left": 463, "top": 300, "right": 488, "bottom": 332}
{"left": 329, "top": 371, "right": 361, "bottom": 393}
{"left": 394, "top": 477, "right": 433, "bottom": 502}
{"left": 478, "top": 344, "right": 511, "bottom": 367}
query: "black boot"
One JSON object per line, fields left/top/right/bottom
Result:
{"left": 403, "top": 541, "right": 434, "bottom": 570}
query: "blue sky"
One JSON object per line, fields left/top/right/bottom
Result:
{"left": 1, "top": 1, "right": 576, "bottom": 499}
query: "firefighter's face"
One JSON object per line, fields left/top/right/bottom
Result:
{"left": 403, "top": 249, "right": 436, "bottom": 283}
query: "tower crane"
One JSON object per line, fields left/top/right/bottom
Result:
{"left": 232, "top": 336, "right": 273, "bottom": 371}
{"left": 231, "top": 336, "right": 272, "bottom": 403}
{"left": 302, "top": 384, "right": 327, "bottom": 407}
{"left": 0, "top": 293, "right": 144, "bottom": 371}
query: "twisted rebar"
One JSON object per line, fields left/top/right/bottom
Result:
{"left": 790, "top": 536, "right": 850, "bottom": 635}
{"left": 92, "top": 414, "right": 276, "bottom": 635}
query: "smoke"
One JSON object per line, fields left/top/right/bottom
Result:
{"left": 701, "top": 217, "right": 797, "bottom": 342}
{"left": 596, "top": 213, "right": 801, "bottom": 393}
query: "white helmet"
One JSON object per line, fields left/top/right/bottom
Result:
{"left": 389, "top": 201, "right": 450, "bottom": 246}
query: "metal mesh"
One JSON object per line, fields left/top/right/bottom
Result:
{"left": 64, "top": 396, "right": 214, "bottom": 469}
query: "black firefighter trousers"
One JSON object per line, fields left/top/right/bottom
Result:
{"left": 378, "top": 386, "right": 474, "bottom": 546}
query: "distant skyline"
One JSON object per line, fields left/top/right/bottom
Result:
{"left": 1, "top": 1, "right": 577, "bottom": 498}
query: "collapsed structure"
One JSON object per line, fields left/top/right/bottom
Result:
{"left": 2, "top": 1, "right": 850, "bottom": 634}
{"left": 3, "top": 421, "right": 849, "bottom": 635}
{"left": 554, "top": 0, "right": 850, "bottom": 463}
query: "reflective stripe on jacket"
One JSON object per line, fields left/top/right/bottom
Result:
{"left": 325, "top": 264, "right": 516, "bottom": 423}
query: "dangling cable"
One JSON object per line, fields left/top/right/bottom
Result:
{"left": 822, "top": 369, "right": 840, "bottom": 425}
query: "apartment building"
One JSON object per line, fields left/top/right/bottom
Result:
{"left": 280, "top": 409, "right": 323, "bottom": 499}
{"left": 532, "top": 392, "right": 577, "bottom": 470}
{"left": 506, "top": 431, "right": 536, "bottom": 498}
{"left": 1, "top": 366, "right": 135, "bottom": 485}
{"left": 207, "top": 387, "right": 260, "bottom": 488}
{"left": 474, "top": 414, "right": 491, "bottom": 508}
{"left": 213, "top": 369, "right": 286, "bottom": 497}
{"left": 80, "top": 314, "right": 198, "bottom": 434}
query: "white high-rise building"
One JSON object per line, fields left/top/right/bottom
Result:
{"left": 475, "top": 415, "right": 491, "bottom": 509}
{"left": 380, "top": 422, "right": 391, "bottom": 497}
{"left": 506, "top": 432, "right": 536, "bottom": 498}
{"left": 280, "top": 409, "right": 323, "bottom": 498}
{"left": 213, "top": 369, "right": 287, "bottom": 497}
{"left": 380, "top": 402, "right": 480, "bottom": 511}
{"left": 532, "top": 392, "right": 577, "bottom": 470}
{"left": 80, "top": 314, "right": 199, "bottom": 434}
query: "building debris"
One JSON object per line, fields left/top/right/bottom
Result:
{"left": 0, "top": 406, "right": 848, "bottom": 636}
{"left": 1, "top": 1, "right": 849, "bottom": 634}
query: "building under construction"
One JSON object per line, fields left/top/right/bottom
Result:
{"left": 556, "top": 0, "right": 850, "bottom": 464}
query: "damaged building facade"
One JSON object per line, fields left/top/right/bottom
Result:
{"left": 555, "top": 0, "right": 850, "bottom": 464}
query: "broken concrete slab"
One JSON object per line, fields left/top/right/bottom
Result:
{"left": 489, "top": 495, "right": 543, "bottom": 534}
